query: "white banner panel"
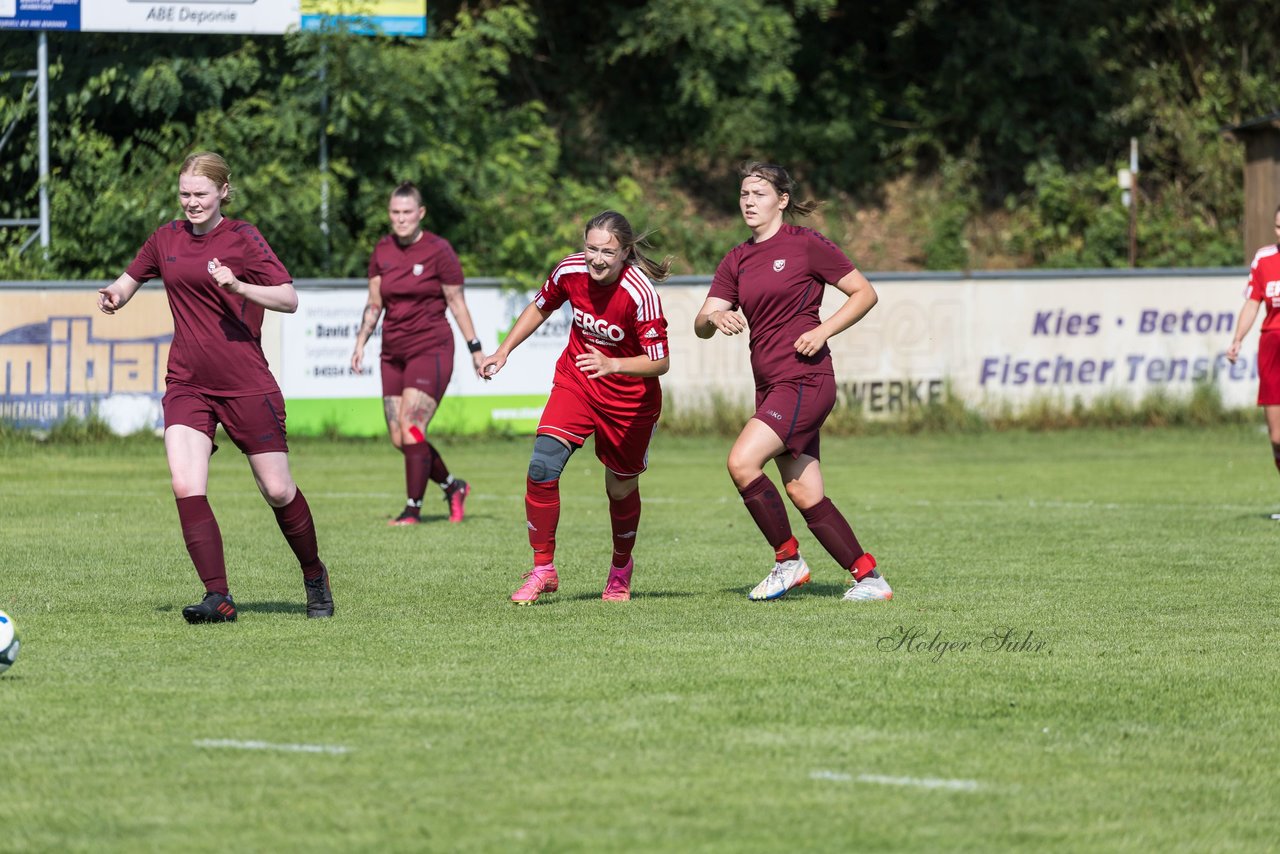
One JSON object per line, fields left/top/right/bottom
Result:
{"left": 655, "top": 272, "right": 1258, "bottom": 415}
{"left": 81, "top": 0, "right": 301, "bottom": 34}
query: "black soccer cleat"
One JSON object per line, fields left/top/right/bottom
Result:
{"left": 304, "top": 562, "right": 335, "bottom": 619}
{"left": 182, "top": 591, "right": 237, "bottom": 624}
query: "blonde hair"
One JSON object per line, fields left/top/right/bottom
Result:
{"left": 584, "top": 210, "right": 673, "bottom": 282}
{"left": 740, "top": 161, "right": 819, "bottom": 218}
{"left": 180, "top": 151, "right": 234, "bottom": 202}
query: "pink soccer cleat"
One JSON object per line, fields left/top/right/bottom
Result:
{"left": 602, "top": 558, "right": 633, "bottom": 601}
{"left": 445, "top": 479, "right": 470, "bottom": 523}
{"left": 511, "top": 564, "right": 559, "bottom": 605}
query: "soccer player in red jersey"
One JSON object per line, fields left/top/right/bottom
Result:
{"left": 480, "top": 211, "right": 671, "bottom": 604}
{"left": 695, "top": 162, "right": 892, "bottom": 603}
{"left": 351, "top": 182, "right": 485, "bottom": 526}
{"left": 97, "top": 152, "right": 333, "bottom": 623}
{"left": 1227, "top": 203, "right": 1280, "bottom": 518}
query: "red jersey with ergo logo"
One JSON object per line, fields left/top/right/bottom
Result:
{"left": 534, "top": 253, "right": 668, "bottom": 421}
{"left": 1246, "top": 244, "right": 1280, "bottom": 335}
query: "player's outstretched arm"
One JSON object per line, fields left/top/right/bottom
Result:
{"left": 1227, "top": 299, "right": 1262, "bottom": 364}
{"left": 695, "top": 296, "right": 745, "bottom": 339}
{"left": 575, "top": 345, "right": 669, "bottom": 380}
{"left": 352, "top": 275, "right": 384, "bottom": 373}
{"left": 97, "top": 273, "right": 144, "bottom": 315}
{"left": 794, "top": 269, "right": 877, "bottom": 356}
{"left": 480, "top": 301, "right": 552, "bottom": 379}
{"left": 442, "top": 283, "right": 487, "bottom": 378}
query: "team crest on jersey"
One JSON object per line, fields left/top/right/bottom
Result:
{"left": 773, "top": 259, "right": 786, "bottom": 272}
{"left": 207, "top": 260, "right": 217, "bottom": 274}
{"left": 412, "top": 263, "right": 424, "bottom": 276}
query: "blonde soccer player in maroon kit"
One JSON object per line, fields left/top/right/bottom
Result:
{"left": 351, "top": 182, "right": 485, "bottom": 526}
{"left": 695, "top": 162, "right": 892, "bottom": 602}
{"left": 481, "top": 211, "right": 671, "bottom": 604}
{"left": 1227, "top": 203, "right": 1280, "bottom": 518}
{"left": 97, "top": 152, "right": 333, "bottom": 623}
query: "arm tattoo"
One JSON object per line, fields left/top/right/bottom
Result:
{"left": 358, "top": 302, "right": 381, "bottom": 337}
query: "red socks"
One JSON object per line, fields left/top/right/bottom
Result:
{"left": 800, "top": 497, "right": 865, "bottom": 570}
{"left": 526, "top": 477, "right": 560, "bottom": 566}
{"left": 175, "top": 495, "right": 228, "bottom": 594}
{"left": 272, "top": 489, "right": 324, "bottom": 580}
{"left": 428, "top": 442, "right": 451, "bottom": 485}
{"left": 738, "top": 474, "right": 794, "bottom": 554}
{"left": 609, "top": 487, "right": 642, "bottom": 567}
{"left": 402, "top": 441, "right": 434, "bottom": 510}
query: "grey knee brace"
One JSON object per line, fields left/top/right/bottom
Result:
{"left": 528, "top": 434, "right": 574, "bottom": 482}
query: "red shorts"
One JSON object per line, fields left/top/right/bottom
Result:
{"left": 1259, "top": 332, "right": 1280, "bottom": 406}
{"left": 381, "top": 349, "right": 454, "bottom": 401}
{"left": 538, "top": 384, "right": 657, "bottom": 477}
{"left": 163, "top": 385, "right": 289, "bottom": 455}
{"left": 753, "top": 373, "right": 836, "bottom": 460}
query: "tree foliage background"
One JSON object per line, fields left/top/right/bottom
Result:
{"left": 2, "top": 0, "right": 1278, "bottom": 282}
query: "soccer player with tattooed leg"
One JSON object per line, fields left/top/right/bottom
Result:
{"left": 351, "top": 182, "right": 486, "bottom": 526}
{"left": 480, "top": 211, "right": 672, "bottom": 604}
{"left": 97, "top": 152, "right": 333, "bottom": 623}
{"left": 695, "top": 161, "right": 891, "bottom": 603}
{"left": 1227, "top": 202, "right": 1280, "bottom": 519}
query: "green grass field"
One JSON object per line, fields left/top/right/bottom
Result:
{"left": 2, "top": 426, "right": 1278, "bottom": 852}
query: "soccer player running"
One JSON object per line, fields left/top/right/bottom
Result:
{"left": 695, "top": 162, "right": 892, "bottom": 603}
{"left": 480, "top": 211, "right": 671, "bottom": 604}
{"left": 351, "top": 182, "right": 485, "bottom": 526}
{"left": 1226, "top": 202, "right": 1280, "bottom": 518}
{"left": 97, "top": 152, "right": 333, "bottom": 623}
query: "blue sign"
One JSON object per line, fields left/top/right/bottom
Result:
{"left": 0, "top": 0, "right": 81, "bottom": 31}
{"left": 300, "top": 13, "right": 425, "bottom": 37}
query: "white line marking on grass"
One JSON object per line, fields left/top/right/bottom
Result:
{"left": 810, "top": 771, "right": 980, "bottom": 791}
{"left": 194, "top": 739, "right": 351, "bottom": 755}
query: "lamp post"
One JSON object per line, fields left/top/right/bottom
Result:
{"left": 1116, "top": 138, "right": 1139, "bottom": 267}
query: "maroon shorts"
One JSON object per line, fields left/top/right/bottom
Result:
{"left": 1259, "top": 332, "right": 1280, "bottom": 406}
{"left": 753, "top": 373, "right": 836, "bottom": 460}
{"left": 381, "top": 350, "right": 454, "bottom": 401}
{"left": 163, "top": 385, "right": 289, "bottom": 455}
{"left": 538, "top": 384, "right": 657, "bottom": 477}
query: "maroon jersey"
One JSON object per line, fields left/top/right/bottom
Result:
{"left": 1246, "top": 244, "right": 1280, "bottom": 335}
{"left": 125, "top": 218, "right": 291, "bottom": 396}
{"left": 534, "top": 254, "right": 668, "bottom": 421}
{"left": 368, "top": 231, "right": 465, "bottom": 358}
{"left": 708, "top": 223, "right": 856, "bottom": 388}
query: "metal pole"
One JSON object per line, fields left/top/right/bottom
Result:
{"left": 37, "top": 30, "right": 50, "bottom": 256}
{"left": 1128, "top": 137, "right": 1138, "bottom": 268}
{"left": 319, "top": 42, "right": 330, "bottom": 273}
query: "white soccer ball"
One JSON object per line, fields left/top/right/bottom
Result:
{"left": 0, "top": 611, "right": 19, "bottom": 674}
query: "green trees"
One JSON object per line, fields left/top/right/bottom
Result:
{"left": 1, "top": 0, "right": 1277, "bottom": 278}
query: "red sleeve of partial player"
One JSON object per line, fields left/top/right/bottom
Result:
{"left": 435, "top": 240, "right": 465, "bottom": 285}
{"left": 534, "top": 255, "right": 577, "bottom": 312}
{"left": 124, "top": 227, "right": 166, "bottom": 283}
{"left": 806, "top": 228, "right": 856, "bottom": 284}
{"left": 707, "top": 248, "right": 741, "bottom": 308}
{"left": 232, "top": 223, "right": 292, "bottom": 285}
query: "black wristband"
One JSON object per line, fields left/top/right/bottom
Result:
{"left": 467, "top": 338, "right": 483, "bottom": 354}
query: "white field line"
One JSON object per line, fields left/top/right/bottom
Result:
{"left": 811, "top": 770, "right": 980, "bottom": 792}
{"left": 15, "top": 488, "right": 1270, "bottom": 513}
{"left": 194, "top": 738, "right": 351, "bottom": 755}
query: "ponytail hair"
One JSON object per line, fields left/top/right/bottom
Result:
{"left": 740, "top": 161, "right": 820, "bottom": 218}
{"left": 584, "top": 210, "right": 673, "bottom": 282}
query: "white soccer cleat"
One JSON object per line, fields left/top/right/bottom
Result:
{"left": 748, "top": 557, "right": 811, "bottom": 601}
{"left": 843, "top": 574, "right": 893, "bottom": 602}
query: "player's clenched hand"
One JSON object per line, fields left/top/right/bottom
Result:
{"left": 470, "top": 350, "right": 487, "bottom": 379}
{"left": 576, "top": 344, "right": 618, "bottom": 379}
{"left": 209, "top": 257, "right": 241, "bottom": 294}
{"left": 1226, "top": 341, "right": 1242, "bottom": 364}
{"left": 710, "top": 309, "right": 746, "bottom": 336}
{"left": 480, "top": 352, "right": 506, "bottom": 381}
{"left": 794, "top": 330, "right": 827, "bottom": 357}
{"left": 97, "top": 287, "right": 122, "bottom": 315}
